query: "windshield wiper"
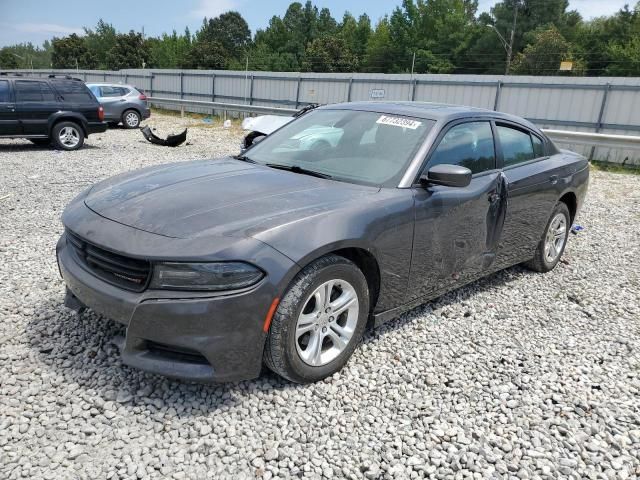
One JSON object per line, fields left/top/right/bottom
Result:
{"left": 265, "top": 163, "right": 332, "bottom": 179}
{"left": 234, "top": 154, "right": 256, "bottom": 163}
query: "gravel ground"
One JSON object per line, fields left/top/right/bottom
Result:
{"left": 0, "top": 112, "right": 639, "bottom": 480}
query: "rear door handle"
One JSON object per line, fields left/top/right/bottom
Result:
{"left": 549, "top": 175, "right": 559, "bottom": 185}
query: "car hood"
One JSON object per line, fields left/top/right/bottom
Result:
{"left": 84, "top": 157, "right": 378, "bottom": 239}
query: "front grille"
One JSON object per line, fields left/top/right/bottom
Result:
{"left": 66, "top": 229, "right": 151, "bottom": 292}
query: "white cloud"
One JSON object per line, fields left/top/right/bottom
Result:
{"left": 189, "top": 0, "right": 239, "bottom": 19}
{"left": 13, "top": 23, "right": 83, "bottom": 36}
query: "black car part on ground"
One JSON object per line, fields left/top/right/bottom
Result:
{"left": 141, "top": 126, "right": 187, "bottom": 147}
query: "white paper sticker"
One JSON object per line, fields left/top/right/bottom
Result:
{"left": 376, "top": 115, "right": 422, "bottom": 130}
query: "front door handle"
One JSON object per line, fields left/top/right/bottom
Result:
{"left": 549, "top": 175, "right": 559, "bottom": 185}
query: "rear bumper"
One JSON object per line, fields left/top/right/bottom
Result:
{"left": 142, "top": 107, "right": 151, "bottom": 119}
{"left": 87, "top": 121, "right": 108, "bottom": 135}
{"left": 56, "top": 230, "right": 293, "bottom": 383}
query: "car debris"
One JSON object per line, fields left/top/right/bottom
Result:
{"left": 141, "top": 126, "right": 187, "bottom": 147}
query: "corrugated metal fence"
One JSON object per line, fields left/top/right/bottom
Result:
{"left": 12, "top": 69, "right": 640, "bottom": 164}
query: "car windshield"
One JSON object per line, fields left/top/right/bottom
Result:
{"left": 245, "top": 109, "right": 435, "bottom": 187}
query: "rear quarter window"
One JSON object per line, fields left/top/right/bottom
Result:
{"left": 50, "top": 80, "right": 95, "bottom": 102}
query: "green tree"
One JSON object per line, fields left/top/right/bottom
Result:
{"left": 105, "top": 31, "right": 150, "bottom": 70}
{"left": 196, "top": 11, "right": 251, "bottom": 61}
{"left": 147, "top": 29, "right": 192, "bottom": 68}
{"left": 511, "top": 26, "right": 585, "bottom": 75}
{"left": 183, "top": 40, "right": 229, "bottom": 69}
{"left": 52, "top": 33, "right": 97, "bottom": 69}
{"left": 0, "top": 48, "right": 20, "bottom": 69}
{"left": 83, "top": 19, "right": 117, "bottom": 69}
{"left": 303, "top": 36, "right": 357, "bottom": 72}
{"left": 363, "top": 18, "right": 397, "bottom": 72}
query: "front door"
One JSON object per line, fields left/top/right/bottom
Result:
{"left": 0, "top": 79, "right": 20, "bottom": 136}
{"left": 14, "top": 80, "right": 61, "bottom": 135}
{"left": 408, "top": 120, "right": 507, "bottom": 301}
{"left": 98, "top": 85, "right": 127, "bottom": 121}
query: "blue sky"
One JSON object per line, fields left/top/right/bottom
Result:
{"left": 0, "top": 0, "right": 632, "bottom": 47}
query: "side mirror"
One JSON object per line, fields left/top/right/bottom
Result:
{"left": 420, "top": 164, "right": 472, "bottom": 188}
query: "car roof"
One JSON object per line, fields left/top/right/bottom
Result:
{"left": 320, "top": 101, "right": 541, "bottom": 133}
{"left": 86, "top": 83, "right": 135, "bottom": 89}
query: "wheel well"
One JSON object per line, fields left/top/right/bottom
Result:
{"left": 122, "top": 108, "right": 141, "bottom": 118}
{"left": 332, "top": 248, "right": 381, "bottom": 314}
{"left": 51, "top": 117, "right": 86, "bottom": 136}
{"left": 559, "top": 192, "right": 577, "bottom": 223}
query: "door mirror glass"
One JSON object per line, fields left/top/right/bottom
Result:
{"left": 421, "top": 164, "right": 472, "bottom": 188}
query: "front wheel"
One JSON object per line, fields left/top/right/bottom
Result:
{"left": 264, "top": 254, "right": 369, "bottom": 383}
{"left": 52, "top": 122, "right": 84, "bottom": 151}
{"left": 524, "top": 202, "right": 570, "bottom": 273}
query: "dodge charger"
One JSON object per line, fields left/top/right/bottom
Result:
{"left": 57, "top": 102, "right": 589, "bottom": 383}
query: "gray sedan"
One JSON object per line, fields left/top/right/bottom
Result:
{"left": 87, "top": 83, "right": 151, "bottom": 128}
{"left": 57, "top": 102, "right": 589, "bottom": 383}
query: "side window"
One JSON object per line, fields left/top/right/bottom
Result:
{"left": 532, "top": 134, "right": 545, "bottom": 158}
{"left": 0, "top": 80, "right": 10, "bottom": 102}
{"left": 50, "top": 80, "right": 94, "bottom": 102}
{"left": 100, "top": 86, "right": 127, "bottom": 97}
{"left": 88, "top": 85, "right": 101, "bottom": 97}
{"left": 496, "top": 125, "right": 535, "bottom": 167}
{"left": 15, "top": 81, "right": 56, "bottom": 102}
{"left": 428, "top": 121, "right": 495, "bottom": 174}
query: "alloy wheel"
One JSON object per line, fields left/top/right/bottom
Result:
{"left": 295, "top": 279, "right": 360, "bottom": 367}
{"left": 544, "top": 213, "right": 567, "bottom": 263}
{"left": 58, "top": 126, "right": 80, "bottom": 148}
{"left": 125, "top": 112, "right": 140, "bottom": 128}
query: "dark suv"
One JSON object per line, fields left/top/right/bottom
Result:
{"left": 0, "top": 74, "right": 107, "bottom": 150}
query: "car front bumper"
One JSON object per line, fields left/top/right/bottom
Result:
{"left": 56, "top": 226, "right": 296, "bottom": 383}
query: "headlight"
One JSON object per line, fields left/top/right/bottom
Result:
{"left": 150, "top": 262, "right": 264, "bottom": 291}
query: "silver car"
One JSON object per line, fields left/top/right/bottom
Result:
{"left": 87, "top": 83, "right": 151, "bottom": 129}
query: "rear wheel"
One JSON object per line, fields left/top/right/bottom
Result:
{"left": 264, "top": 254, "right": 369, "bottom": 383}
{"left": 52, "top": 122, "right": 84, "bottom": 151}
{"left": 122, "top": 109, "right": 141, "bottom": 129}
{"left": 524, "top": 202, "right": 570, "bottom": 273}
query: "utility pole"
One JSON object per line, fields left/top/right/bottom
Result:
{"left": 487, "top": 1, "right": 519, "bottom": 75}
{"left": 505, "top": 2, "right": 518, "bottom": 75}
{"left": 409, "top": 52, "right": 416, "bottom": 101}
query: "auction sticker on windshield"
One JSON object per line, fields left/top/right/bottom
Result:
{"left": 376, "top": 115, "right": 422, "bottom": 129}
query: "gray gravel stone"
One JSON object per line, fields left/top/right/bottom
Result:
{"left": 1, "top": 113, "right": 639, "bottom": 479}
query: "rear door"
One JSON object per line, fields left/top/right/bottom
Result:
{"left": 0, "top": 79, "right": 20, "bottom": 135}
{"left": 494, "top": 122, "right": 561, "bottom": 266}
{"left": 14, "top": 80, "right": 61, "bottom": 135}
{"left": 408, "top": 120, "right": 507, "bottom": 301}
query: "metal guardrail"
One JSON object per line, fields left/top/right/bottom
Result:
{"left": 147, "top": 96, "right": 297, "bottom": 116}
{"left": 147, "top": 96, "right": 640, "bottom": 151}
{"left": 541, "top": 129, "right": 640, "bottom": 150}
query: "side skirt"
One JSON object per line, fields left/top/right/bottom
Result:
{"left": 371, "top": 255, "right": 533, "bottom": 327}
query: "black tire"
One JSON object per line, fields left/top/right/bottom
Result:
{"left": 29, "top": 138, "right": 51, "bottom": 146}
{"left": 264, "top": 254, "right": 369, "bottom": 383}
{"left": 524, "top": 202, "right": 571, "bottom": 273}
{"left": 122, "top": 109, "right": 141, "bottom": 129}
{"left": 51, "top": 121, "right": 84, "bottom": 151}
